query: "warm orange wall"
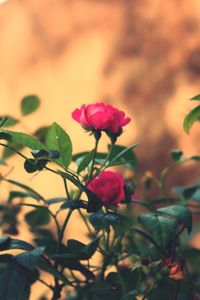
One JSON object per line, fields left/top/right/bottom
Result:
{"left": 1, "top": 0, "right": 200, "bottom": 298}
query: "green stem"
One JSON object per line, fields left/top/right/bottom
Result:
{"left": 135, "top": 268, "right": 142, "bottom": 290}
{"left": 63, "top": 178, "right": 70, "bottom": 198}
{"left": 57, "top": 209, "right": 73, "bottom": 253}
{"left": 141, "top": 281, "right": 155, "bottom": 300}
{"left": 115, "top": 263, "right": 126, "bottom": 294}
{"left": 0, "top": 142, "right": 28, "bottom": 160}
{"left": 94, "top": 143, "right": 114, "bottom": 178}
{"left": 78, "top": 208, "right": 93, "bottom": 236}
{"left": 88, "top": 137, "right": 99, "bottom": 180}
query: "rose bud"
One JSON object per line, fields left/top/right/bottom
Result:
{"left": 162, "top": 258, "right": 184, "bottom": 281}
{"left": 87, "top": 170, "right": 125, "bottom": 207}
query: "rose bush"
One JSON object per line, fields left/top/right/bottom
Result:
{"left": 0, "top": 96, "right": 200, "bottom": 300}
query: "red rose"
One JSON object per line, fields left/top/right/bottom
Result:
{"left": 87, "top": 170, "right": 125, "bottom": 207}
{"left": 72, "top": 103, "right": 130, "bottom": 134}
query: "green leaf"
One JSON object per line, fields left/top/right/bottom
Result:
{"left": 45, "top": 122, "right": 72, "bottom": 168}
{"left": 88, "top": 282, "right": 119, "bottom": 299}
{"left": 183, "top": 105, "right": 200, "bottom": 134}
{"left": 31, "top": 149, "right": 59, "bottom": 159}
{"left": 24, "top": 158, "right": 48, "bottom": 173}
{"left": 66, "top": 238, "right": 99, "bottom": 260}
{"left": 77, "top": 149, "right": 95, "bottom": 174}
{"left": 0, "top": 116, "right": 19, "bottom": 128}
{"left": 89, "top": 212, "right": 131, "bottom": 234}
{"left": 73, "top": 151, "right": 107, "bottom": 164}
{"left": 34, "top": 126, "right": 50, "bottom": 144}
{"left": 0, "top": 237, "right": 34, "bottom": 252}
{"left": 138, "top": 213, "right": 177, "bottom": 249}
{"left": 107, "top": 144, "right": 138, "bottom": 169}
{"left": 25, "top": 208, "right": 50, "bottom": 228}
{"left": 1, "top": 130, "right": 44, "bottom": 150}
{"left": 0, "top": 260, "right": 27, "bottom": 300}
{"left": 56, "top": 258, "right": 95, "bottom": 280}
{"left": 2, "top": 178, "right": 44, "bottom": 201}
{"left": 45, "top": 197, "right": 67, "bottom": 205}
{"left": 7, "top": 190, "right": 39, "bottom": 203}
{"left": 158, "top": 205, "right": 192, "bottom": 233}
{"left": 58, "top": 171, "right": 102, "bottom": 213}
{"left": 59, "top": 199, "right": 87, "bottom": 211}
{"left": 21, "top": 95, "right": 40, "bottom": 116}
{"left": 191, "top": 94, "right": 200, "bottom": 100}
{"left": 190, "top": 155, "right": 200, "bottom": 161}
{"left": 172, "top": 184, "right": 200, "bottom": 200}
{"left": 37, "top": 257, "right": 72, "bottom": 286}
{"left": 31, "top": 229, "right": 54, "bottom": 239}
{"left": 2, "top": 141, "right": 24, "bottom": 159}
{"left": 34, "top": 238, "right": 68, "bottom": 256}
{"left": 16, "top": 247, "right": 45, "bottom": 270}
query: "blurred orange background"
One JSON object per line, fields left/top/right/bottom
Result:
{"left": 1, "top": 0, "right": 200, "bottom": 298}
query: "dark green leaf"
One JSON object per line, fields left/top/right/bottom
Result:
{"left": 171, "top": 149, "right": 183, "bottom": 161}
{"left": 89, "top": 212, "right": 131, "bottom": 234}
{"left": 183, "top": 105, "right": 200, "bottom": 134}
{"left": 172, "top": 184, "right": 200, "bottom": 200}
{"left": 16, "top": 247, "right": 45, "bottom": 270}
{"left": 31, "top": 149, "right": 59, "bottom": 159}
{"left": 37, "top": 258, "right": 72, "bottom": 286}
{"left": 34, "top": 238, "right": 67, "bottom": 256}
{"left": 25, "top": 208, "right": 50, "bottom": 228}
{"left": 21, "top": 95, "right": 40, "bottom": 116}
{"left": 45, "top": 122, "right": 72, "bottom": 168}
{"left": 158, "top": 205, "right": 192, "bottom": 233}
{"left": 24, "top": 158, "right": 48, "bottom": 173}
{"left": 138, "top": 213, "right": 177, "bottom": 249}
{"left": 0, "top": 237, "right": 34, "bottom": 252}
{"left": 31, "top": 229, "right": 54, "bottom": 239}
{"left": 59, "top": 199, "right": 87, "bottom": 211}
{"left": 0, "top": 132, "right": 12, "bottom": 141}
{"left": 66, "top": 238, "right": 99, "bottom": 260}
{"left": 57, "top": 258, "right": 95, "bottom": 280}
{"left": 88, "top": 282, "right": 119, "bottom": 299}
{"left": 190, "top": 155, "right": 200, "bottom": 161}
{"left": 58, "top": 171, "right": 102, "bottom": 213}
{"left": 0, "top": 261, "right": 27, "bottom": 300}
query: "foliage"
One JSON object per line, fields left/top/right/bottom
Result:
{"left": 0, "top": 96, "right": 199, "bottom": 300}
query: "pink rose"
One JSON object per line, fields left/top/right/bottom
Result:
{"left": 87, "top": 170, "right": 125, "bottom": 207}
{"left": 72, "top": 103, "right": 130, "bottom": 134}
